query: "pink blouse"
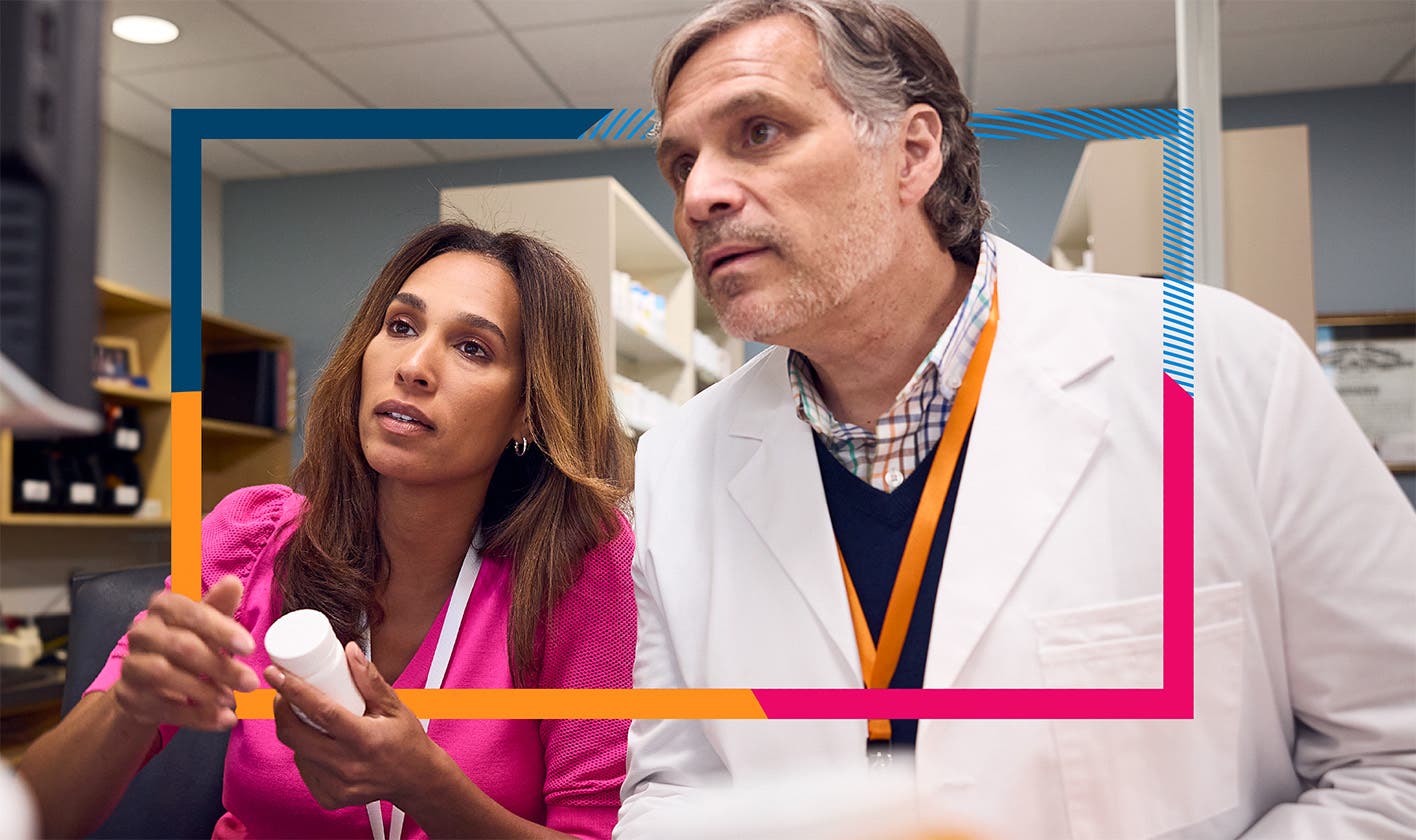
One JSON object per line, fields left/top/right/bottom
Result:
{"left": 86, "top": 484, "right": 636, "bottom": 839}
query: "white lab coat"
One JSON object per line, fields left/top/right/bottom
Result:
{"left": 617, "top": 236, "right": 1416, "bottom": 840}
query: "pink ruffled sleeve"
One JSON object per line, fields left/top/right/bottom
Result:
{"left": 537, "top": 513, "right": 637, "bottom": 840}
{"left": 82, "top": 484, "right": 298, "bottom": 756}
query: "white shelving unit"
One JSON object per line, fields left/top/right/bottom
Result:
{"left": 1050, "top": 125, "right": 1316, "bottom": 348}
{"left": 441, "top": 176, "right": 743, "bottom": 435}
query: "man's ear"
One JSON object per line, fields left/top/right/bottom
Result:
{"left": 896, "top": 103, "right": 944, "bottom": 206}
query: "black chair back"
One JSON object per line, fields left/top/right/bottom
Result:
{"left": 64, "top": 565, "right": 229, "bottom": 839}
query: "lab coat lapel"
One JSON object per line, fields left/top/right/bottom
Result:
{"left": 726, "top": 351, "right": 861, "bottom": 682}
{"left": 924, "top": 241, "right": 1112, "bottom": 690}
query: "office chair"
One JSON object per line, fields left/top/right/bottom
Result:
{"left": 62, "top": 565, "right": 229, "bottom": 839}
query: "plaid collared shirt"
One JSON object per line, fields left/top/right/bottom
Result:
{"left": 789, "top": 235, "right": 997, "bottom": 493}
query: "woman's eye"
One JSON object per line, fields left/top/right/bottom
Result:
{"left": 387, "top": 318, "right": 414, "bottom": 336}
{"left": 458, "top": 340, "right": 489, "bottom": 360}
{"left": 747, "top": 121, "right": 779, "bottom": 146}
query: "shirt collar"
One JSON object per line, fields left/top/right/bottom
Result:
{"left": 787, "top": 236, "right": 998, "bottom": 443}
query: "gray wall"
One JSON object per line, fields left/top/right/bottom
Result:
{"left": 225, "top": 83, "right": 1415, "bottom": 501}
{"left": 224, "top": 147, "right": 673, "bottom": 461}
{"left": 99, "top": 129, "right": 224, "bottom": 310}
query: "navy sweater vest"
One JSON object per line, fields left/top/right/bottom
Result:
{"left": 813, "top": 429, "right": 970, "bottom": 746}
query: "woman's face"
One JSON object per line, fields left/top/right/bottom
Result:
{"left": 358, "top": 251, "right": 527, "bottom": 489}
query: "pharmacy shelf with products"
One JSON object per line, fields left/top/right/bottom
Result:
{"left": 440, "top": 176, "right": 743, "bottom": 438}
{"left": 0, "top": 278, "right": 297, "bottom": 527}
{"left": 693, "top": 294, "right": 745, "bottom": 391}
{"left": 1050, "top": 124, "right": 1316, "bottom": 348}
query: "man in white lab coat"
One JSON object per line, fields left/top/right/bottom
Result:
{"left": 617, "top": 1, "right": 1416, "bottom": 838}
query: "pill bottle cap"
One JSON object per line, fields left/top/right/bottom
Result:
{"left": 265, "top": 609, "right": 342, "bottom": 677}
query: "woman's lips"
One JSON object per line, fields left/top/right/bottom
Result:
{"left": 376, "top": 412, "right": 434, "bottom": 435}
{"left": 372, "top": 400, "right": 435, "bottom": 435}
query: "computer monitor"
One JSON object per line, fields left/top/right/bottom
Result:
{"left": 0, "top": 0, "right": 102, "bottom": 436}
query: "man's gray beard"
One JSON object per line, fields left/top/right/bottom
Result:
{"left": 710, "top": 265, "right": 836, "bottom": 343}
{"left": 703, "top": 197, "right": 893, "bottom": 344}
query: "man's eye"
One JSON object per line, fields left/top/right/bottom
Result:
{"left": 747, "top": 121, "right": 779, "bottom": 146}
{"left": 672, "top": 157, "right": 694, "bottom": 185}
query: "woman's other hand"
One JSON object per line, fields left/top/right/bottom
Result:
{"left": 268, "top": 641, "right": 439, "bottom": 811}
{"left": 111, "top": 574, "right": 259, "bottom": 731}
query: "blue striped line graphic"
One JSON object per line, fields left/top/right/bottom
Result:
{"left": 969, "top": 106, "right": 1197, "bottom": 396}
{"left": 580, "top": 108, "right": 658, "bottom": 141}
{"left": 1160, "top": 111, "right": 1196, "bottom": 394}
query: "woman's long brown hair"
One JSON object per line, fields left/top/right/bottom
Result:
{"left": 275, "top": 221, "right": 633, "bottom": 684}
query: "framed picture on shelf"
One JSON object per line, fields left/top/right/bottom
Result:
{"left": 1315, "top": 312, "right": 1416, "bottom": 472}
{"left": 92, "top": 335, "right": 142, "bottom": 384}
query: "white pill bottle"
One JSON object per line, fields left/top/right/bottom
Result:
{"left": 265, "top": 609, "right": 365, "bottom": 726}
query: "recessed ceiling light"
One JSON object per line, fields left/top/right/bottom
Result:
{"left": 112, "top": 15, "right": 179, "bottom": 45}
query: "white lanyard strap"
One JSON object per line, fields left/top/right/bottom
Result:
{"left": 362, "top": 533, "right": 482, "bottom": 840}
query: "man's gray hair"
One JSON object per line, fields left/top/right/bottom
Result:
{"left": 652, "top": 0, "right": 989, "bottom": 266}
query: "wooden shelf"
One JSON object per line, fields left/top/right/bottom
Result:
{"left": 94, "top": 381, "right": 171, "bottom": 405}
{"left": 0, "top": 512, "right": 171, "bottom": 528}
{"left": 202, "top": 418, "right": 284, "bottom": 441}
{"left": 96, "top": 276, "right": 169, "bottom": 315}
{"left": 0, "top": 278, "right": 296, "bottom": 526}
{"left": 203, "top": 311, "right": 288, "bottom": 347}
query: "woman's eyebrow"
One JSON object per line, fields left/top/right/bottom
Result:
{"left": 455, "top": 312, "right": 508, "bottom": 347}
{"left": 393, "top": 292, "right": 509, "bottom": 346}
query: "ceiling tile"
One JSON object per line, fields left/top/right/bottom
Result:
{"left": 230, "top": 139, "right": 436, "bottom": 175}
{"left": 975, "top": 1, "right": 1173, "bottom": 56}
{"left": 522, "top": 3, "right": 967, "bottom": 107}
{"left": 121, "top": 55, "right": 363, "bottom": 108}
{"left": 424, "top": 139, "right": 592, "bottom": 161}
{"left": 566, "top": 87, "right": 658, "bottom": 109}
{"left": 103, "top": 76, "right": 171, "bottom": 153}
{"left": 104, "top": 0, "right": 287, "bottom": 73}
{"left": 1221, "top": 1, "right": 1416, "bottom": 36}
{"left": 312, "top": 33, "right": 562, "bottom": 106}
{"left": 202, "top": 140, "right": 285, "bottom": 180}
{"left": 516, "top": 14, "right": 690, "bottom": 104}
{"left": 483, "top": 0, "right": 705, "bottom": 31}
{"left": 972, "top": 42, "right": 1174, "bottom": 112}
{"left": 228, "top": 0, "right": 496, "bottom": 52}
{"left": 600, "top": 138, "right": 656, "bottom": 152}
{"left": 890, "top": 1, "right": 972, "bottom": 68}
{"left": 1222, "top": 22, "right": 1416, "bottom": 96}
{"left": 102, "top": 77, "right": 282, "bottom": 179}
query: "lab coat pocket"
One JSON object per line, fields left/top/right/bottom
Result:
{"left": 1033, "top": 582, "right": 1245, "bottom": 840}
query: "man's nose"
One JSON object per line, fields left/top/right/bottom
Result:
{"left": 682, "top": 153, "right": 745, "bottom": 225}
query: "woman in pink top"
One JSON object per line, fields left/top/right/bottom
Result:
{"left": 18, "top": 222, "right": 636, "bottom": 839}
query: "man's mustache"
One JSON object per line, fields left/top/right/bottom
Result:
{"left": 692, "top": 221, "right": 786, "bottom": 276}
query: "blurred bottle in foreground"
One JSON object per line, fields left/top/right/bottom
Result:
{"left": 624, "top": 754, "right": 992, "bottom": 840}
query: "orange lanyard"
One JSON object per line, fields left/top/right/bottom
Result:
{"left": 837, "top": 285, "right": 999, "bottom": 743}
